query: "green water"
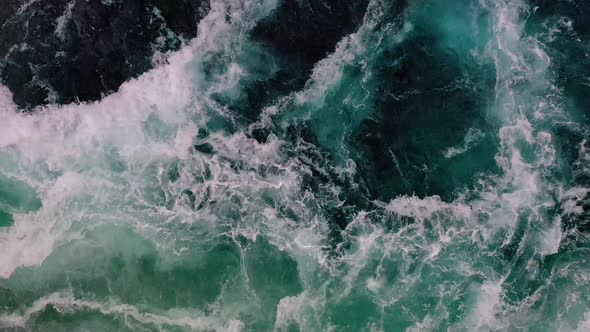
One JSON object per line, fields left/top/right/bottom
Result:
{"left": 1, "top": 0, "right": 590, "bottom": 330}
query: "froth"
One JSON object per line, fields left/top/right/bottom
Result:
{"left": 0, "top": 291, "right": 245, "bottom": 331}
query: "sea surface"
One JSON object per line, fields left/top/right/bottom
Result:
{"left": 1, "top": 0, "right": 590, "bottom": 331}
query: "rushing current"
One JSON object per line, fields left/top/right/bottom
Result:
{"left": 1, "top": 0, "right": 590, "bottom": 330}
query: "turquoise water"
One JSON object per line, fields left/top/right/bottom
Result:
{"left": 1, "top": 0, "right": 590, "bottom": 330}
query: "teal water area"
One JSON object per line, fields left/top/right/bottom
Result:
{"left": 1, "top": 0, "right": 590, "bottom": 331}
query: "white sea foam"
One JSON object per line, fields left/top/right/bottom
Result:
{"left": 292, "top": 0, "right": 412, "bottom": 109}
{"left": 384, "top": 195, "right": 472, "bottom": 221}
{"left": 0, "top": 291, "right": 244, "bottom": 331}
{"left": 444, "top": 127, "right": 485, "bottom": 159}
{"left": 466, "top": 280, "right": 504, "bottom": 329}
{"left": 274, "top": 293, "right": 307, "bottom": 331}
{"left": 54, "top": 0, "right": 75, "bottom": 39}
{"left": 0, "top": 0, "right": 282, "bottom": 279}
{"left": 0, "top": 43, "right": 195, "bottom": 277}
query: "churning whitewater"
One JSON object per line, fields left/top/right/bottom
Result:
{"left": 1, "top": 0, "right": 590, "bottom": 330}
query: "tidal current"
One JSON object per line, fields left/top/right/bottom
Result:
{"left": 1, "top": 0, "right": 590, "bottom": 331}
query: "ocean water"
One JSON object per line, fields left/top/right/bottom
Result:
{"left": 1, "top": 0, "right": 590, "bottom": 331}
